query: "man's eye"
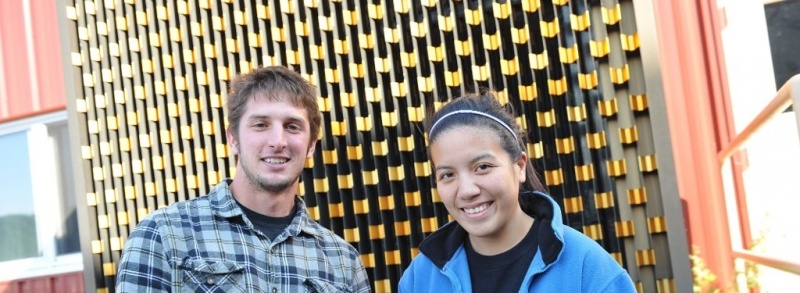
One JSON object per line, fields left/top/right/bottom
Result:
{"left": 286, "top": 124, "right": 301, "bottom": 131}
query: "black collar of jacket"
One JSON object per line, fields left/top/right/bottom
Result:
{"left": 417, "top": 191, "right": 563, "bottom": 269}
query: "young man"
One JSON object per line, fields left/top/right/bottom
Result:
{"left": 117, "top": 66, "right": 371, "bottom": 292}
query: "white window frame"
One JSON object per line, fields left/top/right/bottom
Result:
{"left": 0, "top": 110, "right": 82, "bottom": 281}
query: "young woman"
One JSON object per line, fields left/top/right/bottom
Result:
{"left": 399, "top": 91, "right": 635, "bottom": 292}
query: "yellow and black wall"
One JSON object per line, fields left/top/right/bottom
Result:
{"left": 61, "top": 0, "right": 691, "bottom": 292}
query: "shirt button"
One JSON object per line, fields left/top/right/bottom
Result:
{"left": 206, "top": 277, "right": 215, "bottom": 285}
{"left": 272, "top": 288, "right": 278, "bottom": 293}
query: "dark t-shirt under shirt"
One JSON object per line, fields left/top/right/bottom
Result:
{"left": 236, "top": 200, "right": 296, "bottom": 241}
{"left": 466, "top": 219, "right": 541, "bottom": 292}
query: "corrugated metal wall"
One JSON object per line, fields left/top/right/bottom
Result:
{"left": 0, "top": 0, "right": 67, "bottom": 122}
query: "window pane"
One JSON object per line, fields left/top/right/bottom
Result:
{"left": 0, "top": 131, "right": 39, "bottom": 261}
{"left": 51, "top": 122, "right": 80, "bottom": 255}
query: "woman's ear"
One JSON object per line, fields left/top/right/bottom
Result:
{"left": 516, "top": 152, "right": 528, "bottom": 183}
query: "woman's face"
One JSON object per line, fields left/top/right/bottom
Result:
{"left": 430, "top": 126, "right": 529, "bottom": 245}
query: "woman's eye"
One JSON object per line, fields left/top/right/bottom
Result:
{"left": 437, "top": 172, "right": 454, "bottom": 181}
{"left": 476, "top": 164, "right": 492, "bottom": 173}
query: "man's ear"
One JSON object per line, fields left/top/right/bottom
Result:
{"left": 306, "top": 139, "right": 318, "bottom": 158}
{"left": 226, "top": 128, "right": 239, "bottom": 156}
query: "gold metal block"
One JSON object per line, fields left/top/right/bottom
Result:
{"left": 575, "top": 164, "right": 594, "bottom": 181}
{"left": 636, "top": 249, "right": 656, "bottom": 266}
{"left": 657, "top": 279, "right": 676, "bottom": 293}
{"left": 438, "top": 15, "right": 453, "bottom": 32}
{"left": 335, "top": 39, "right": 349, "bottom": 55}
{"left": 369, "top": 224, "right": 385, "bottom": 240}
{"left": 629, "top": 94, "right": 649, "bottom": 112}
{"left": 356, "top": 116, "right": 372, "bottom": 132}
{"left": 281, "top": 0, "right": 295, "bottom": 14}
{"left": 92, "top": 166, "right": 105, "bottom": 180}
{"left": 456, "top": 40, "right": 471, "bottom": 57}
{"left": 590, "top": 37, "right": 610, "bottom": 58}
{"left": 559, "top": 45, "right": 578, "bottom": 64}
{"left": 583, "top": 224, "right": 603, "bottom": 240}
{"left": 385, "top": 27, "right": 399, "bottom": 43}
{"left": 536, "top": 109, "right": 555, "bottom": 128}
{"left": 347, "top": 145, "right": 363, "bottom": 160}
{"left": 415, "top": 161, "right": 431, "bottom": 177}
{"left": 571, "top": 11, "right": 590, "bottom": 31}
{"left": 621, "top": 32, "right": 640, "bottom": 52}
{"left": 156, "top": 5, "right": 169, "bottom": 20}
{"left": 445, "top": 70, "right": 461, "bottom": 87}
{"left": 493, "top": 1, "right": 511, "bottom": 19}
{"left": 648, "top": 216, "right": 667, "bottom": 233}
{"left": 86, "top": 192, "right": 98, "bottom": 206}
{"left": 373, "top": 140, "right": 388, "bottom": 156}
{"left": 411, "top": 21, "right": 426, "bottom": 37}
{"left": 578, "top": 71, "right": 598, "bottom": 90}
{"left": 595, "top": 192, "right": 615, "bottom": 209}
{"left": 527, "top": 141, "right": 544, "bottom": 159}
{"left": 530, "top": 51, "right": 548, "bottom": 70}
{"left": 391, "top": 81, "right": 406, "bottom": 98}
{"left": 103, "top": 262, "right": 116, "bottom": 276}
{"left": 619, "top": 126, "right": 638, "bottom": 144}
{"left": 567, "top": 104, "right": 586, "bottom": 122}
{"left": 149, "top": 32, "right": 161, "bottom": 47}
{"left": 97, "top": 214, "right": 109, "bottom": 229}
{"left": 389, "top": 165, "right": 405, "bottom": 181}
{"left": 257, "top": 4, "right": 270, "bottom": 19}
{"left": 105, "top": 188, "right": 118, "bottom": 203}
{"left": 112, "top": 163, "right": 124, "bottom": 177}
{"left": 548, "top": 77, "right": 567, "bottom": 96}
{"left": 398, "top": 136, "right": 414, "bottom": 152}
{"left": 96, "top": 21, "right": 108, "bottom": 36}
{"left": 544, "top": 169, "right": 563, "bottom": 185}
{"left": 638, "top": 155, "right": 658, "bottom": 172}
{"left": 408, "top": 106, "right": 424, "bottom": 123}
{"left": 401, "top": 52, "right": 416, "bottom": 68}
{"left": 393, "top": 1, "right": 410, "bottom": 13}
{"left": 272, "top": 27, "right": 285, "bottom": 42}
{"left": 627, "top": 187, "right": 647, "bottom": 205}
{"left": 313, "top": 178, "right": 329, "bottom": 193}
{"left": 540, "top": 19, "right": 559, "bottom": 38}
{"left": 91, "top": 239, "right": 103, "bottom": 254}
{"left": 603, "top": 4, "right": 621, "bottom": 25}
{"left": 395, "top": 221, "right": 410, "bottom": 237}
{"left": 405, "top": 191, "right": 420, "bottom": 207}
{"left": 465, "top": 8, "right": 482, "bottom": 25}
{"left": 555, "top": 137, "right": 574, "bottom": 155}
{"left": 323, "top": 149, "right": 338, "bottom": 164}
{"left": 483, "top": 32, "right": 500, "bottom": 50}
{"left": 610, "top": 64, "right": 630, "bottom": 85}
{"left": 422, "top": 217, "right": 437, "bottom": 233}
{"left": 563, "top": 196, "right": 583, "bottom": 213}
{"left": 522, "top": 0, "right": 540, "bottom": 12}
{"left": 368, "top": 3, "right": 382, "bottom": 19}
{"left": 606, "top": 159, "right": 627, "bottom": 177}
{"left": 344, "top": 228, "right": 359, "bottom": 242}
{"left": 598, "top": 98, "right": 618, "bottom": 117}
{"left": 615, "top": 220, "right": 635, "bottom": 237}
{"left": 473, "top": 64, "right": 489, "bottom": 81}
{"left": 519, "top": 84, "right": 537, "bottom": 101}
{"left": 385, "top": 249, "right": 402, "bottom": 265}
{"left": 512, "top": 26, "right": 529, "bottom": 44}
{"left": 338, "top": 174, "right": 353, "bottom": 189}
{"left": 379, "top": 194, "right": 394, "bottom": 210}
{"left": 136, "top": 11, "right": 148, "bottom": 26}
{"left": 500, "top": 58, "right": 518, "bottom": 75}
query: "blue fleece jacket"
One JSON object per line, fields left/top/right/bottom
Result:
{"left": 398, "top": 191, "right": 636, "bottom": 292}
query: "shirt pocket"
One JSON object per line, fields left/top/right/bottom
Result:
{"left": 303, "top": 278, "right": 354, "bottom": 293}
{"left": 178, "top": 257, "right": 246, "bottom": 293}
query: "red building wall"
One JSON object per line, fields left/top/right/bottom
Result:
{"left": 0, "top": 272, "right": 84, "bottom": 293}
{"left": 0, "top": 0, "right": 79, "bottom": 291}
{"left": 0, "top": 0, "right": 66, "bottom": 123}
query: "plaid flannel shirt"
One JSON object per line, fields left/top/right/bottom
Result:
{"left": 116, "top": 179, "right": 371, "bottom": 293}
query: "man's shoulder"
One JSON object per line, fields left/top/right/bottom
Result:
{"left": 139, "top": 195, "right": 215, "bottom": 223}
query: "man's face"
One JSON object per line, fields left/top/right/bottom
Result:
{"left": 227, "top": 96, "right": 317, "bottom": 193}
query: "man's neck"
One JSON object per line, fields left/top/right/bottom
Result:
{"left": 229, "top": 180, "right": 298, "bottom": 217}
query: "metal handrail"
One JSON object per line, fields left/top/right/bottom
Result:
{"left": 719, "top": 74, "right": 800, "bottom": 276}
{"left": 733, "top": 249, "right": 800, "bottom": 275}
{"left": 717, "top": 74, "right": 799, "bottom": 163}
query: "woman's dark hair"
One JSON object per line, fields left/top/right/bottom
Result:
{"left": 425, "top": 90, "right": 547, "bottom": 197}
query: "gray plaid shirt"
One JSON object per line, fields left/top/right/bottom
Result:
{"left": 116, "top": 179, "right": 371, "bottom": 293}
